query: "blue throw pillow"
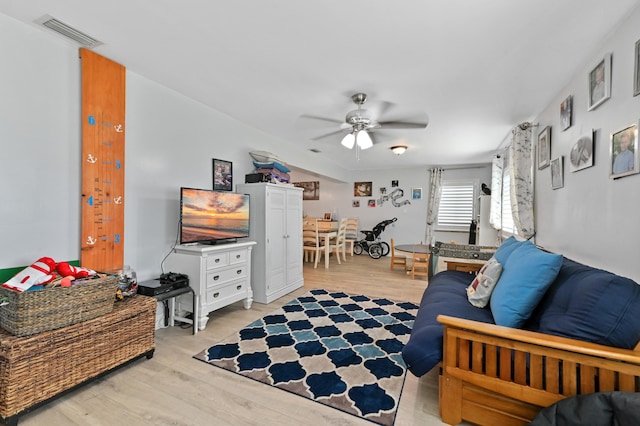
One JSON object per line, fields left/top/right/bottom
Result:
{"left": 490, "top": 241, "right": 562, "bottom": 328}
{"left": 493, "top": 236, "right": 523, "bottom": 264}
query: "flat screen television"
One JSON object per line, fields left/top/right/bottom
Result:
{"left": 179, "top": 187, "right": 250, "bottom": 245}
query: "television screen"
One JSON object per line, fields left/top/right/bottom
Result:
{"left": 179, "top": 187, "right": 250, "bottom": 244}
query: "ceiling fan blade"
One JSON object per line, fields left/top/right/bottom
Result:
{"left": 368, "top": 100, "right": 396, "bottom": 120}
{"left": 299, "top": 114, "right": 344, "bottom": 125}
{"left": 378, "top": 120, "right": 428, "bottom": 129}
{"left": 311, "top": 128, "right": 348, "bottom": 141}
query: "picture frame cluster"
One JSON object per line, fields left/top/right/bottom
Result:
{"left": 538, "top": 43, "right": 640, "bottom": 188}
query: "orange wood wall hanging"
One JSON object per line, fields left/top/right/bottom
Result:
{"left": 80, "top": 48, "right": 126, "bottom": 272}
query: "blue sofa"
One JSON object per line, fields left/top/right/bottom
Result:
{"left": 402, "top": 241, "right": 640, "bottom": 425}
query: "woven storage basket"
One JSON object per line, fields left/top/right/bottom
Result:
{"left": 0, "top": 275, "right": 118, "bottom": 336}
{"left": 0, "top": 296, "right": 156, "bottom": 421}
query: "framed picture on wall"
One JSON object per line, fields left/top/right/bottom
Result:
{"left": 560, "top": 95, "right": 572, "bottom": 131}
{"left": 609, "top": 123, "right": 639, "bottom": 179}
{"left": 634, "top": 39, "right": 640, "bottom": 97}
{"left": 537, "top": 126, "right": 551, "bottom": 169}
{"left": 412, "top": 188, "right": 422, "bottom": 200}
{"left": 551, "top": 157, "right": 564, "bottom": 189}
{"left": 569, "top": 134, "right": 594, "bottom": 172}
{"left": 587, "top": 53, "right": 611, "bottom": 111}
{"left": 354, "top": 181, "right": 372, "bottom": 197}
{"left": 293, "top": 181, "right": 319, "bottom": 200}
{"left": 212, "top": 158, "right": 232, "bottom": 191}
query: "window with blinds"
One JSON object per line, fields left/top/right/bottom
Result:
{"left": 436, "top": 182, "right": 476, "bottom": 231}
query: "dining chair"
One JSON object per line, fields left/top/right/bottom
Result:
{"left": 411, "top": 251, "right": 430, "bottom": 280}
{"left": 344, "top": 218, "right": 359, "bottom": 256}
{"left": 330, "top": 218, "right": 348, "bottom": 263}
{"left": 390, "top": 238, "right": 407, "bottom": 272}
{"left": 302, "top": 219, "right": 322, "bottom": 268}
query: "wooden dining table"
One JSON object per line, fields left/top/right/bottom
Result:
{"left": 304, "top": 219, "right": 339, "bottom": 269}
{"left": 317, "top": 230, "right": 337, "bottom": 269}
{"left": 394, "top": 244, "right": 430, "bottom": 255}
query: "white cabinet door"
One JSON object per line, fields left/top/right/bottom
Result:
{"left": 285, "top": 188, "right": 303, "bottom": 286}
{"left": 266, "top": 187, "right": 286, "bottom": 295}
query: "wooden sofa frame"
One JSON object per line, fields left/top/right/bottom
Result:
{"left": 437, "top": 315, "right": 640, "bottom": 426}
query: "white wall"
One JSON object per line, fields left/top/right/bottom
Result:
{"left": 533, "top": 7, "right": 640, "bottom": 282}
{"left": 290, "top": 165, "right": 492, "bottom": 247}
{"left": 0, "top": 14, "right": 81, "bottom": 266}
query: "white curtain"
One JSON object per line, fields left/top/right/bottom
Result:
{"left": 425, "top": 168, "right": 443, "bottom": 245}
{"left": 489, "top": 155, "right": 503, "bottom": 230}
{"left": 509, "top": 125, "right": 535, "bottom": 238}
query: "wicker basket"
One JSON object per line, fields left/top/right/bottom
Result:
{"left": 0, "top": 296, "right": 156, "bottom": 421}
{"left": 0, "top": 275, "right": 118, "bottom": 336}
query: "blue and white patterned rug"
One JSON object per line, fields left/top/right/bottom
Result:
{"left": 194, "top": 289, "right": 419, "bottom": 425}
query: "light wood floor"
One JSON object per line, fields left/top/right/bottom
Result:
{"left": 17, "top": 254, "right": 453, "bottom": 426}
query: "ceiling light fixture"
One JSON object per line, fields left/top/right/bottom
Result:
{"left": 390, "top": 145, "right": 408, "bottom": 155}
{"left": 341, "top": 128, "right": 373, "bottom": 150}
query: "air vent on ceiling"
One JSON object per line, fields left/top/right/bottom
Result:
{"left": 35, "top": 15, "right": 103, "bottom": 48}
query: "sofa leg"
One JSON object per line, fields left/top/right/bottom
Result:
{"left": 440, "top": 373, "right": 463, "bottom": 425}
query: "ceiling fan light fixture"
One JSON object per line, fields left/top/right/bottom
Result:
{"left": 390, "top": 145, "right": 408, "bottom": 155}
{"left": 357, "top": 130, "right": 373, "bottom": 150}
{"left": 341, "top": 132, "right": 355, "bottom": 149}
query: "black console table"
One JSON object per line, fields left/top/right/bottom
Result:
{"left": 152, "top": 286, "right": 198, "bottom": 335}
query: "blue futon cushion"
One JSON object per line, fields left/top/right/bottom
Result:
{"left": 526, "top": 257, "right": 640, "bottom": 349}
{"left": 402, "top": 271, "right": 495, "bottom": 377}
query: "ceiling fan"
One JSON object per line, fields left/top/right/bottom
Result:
{"left": 299, "top": 92, "right": 428, "bottom": 151}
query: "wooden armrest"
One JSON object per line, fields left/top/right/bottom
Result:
{"left": 437, "top": 314, "right": 640, "bottom": 363}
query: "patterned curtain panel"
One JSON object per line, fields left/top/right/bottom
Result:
{"left": 489, "top": 155, "right": 503, "bottom": 230}
{"left": 425, "top": 168, "right": 443, "bottom": 245}
{"left": 509, "top": 126, "right": 535, "bottom": 238}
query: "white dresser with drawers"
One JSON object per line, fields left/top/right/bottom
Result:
{"left": 166, "top": 241, "right": 256, "bottom": 331}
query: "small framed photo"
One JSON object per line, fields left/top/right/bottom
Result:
{"left": 412, "top": 188, "right": 422, "bottom": 200}
{"left": 634, "top": 39, "right": 640, "bottom": 97}
{"left": 609, "top": 124, "right": 638, "bottom": 179}
{"left": 212, "top": 158, "right": 232, "bottom": 191}
{"left": 323, "top": 212, "right": 332, "bottom": 220}
{"left": 354, "top": 181, "right": 372, "bottom": 197}
{"left": 551, "top": 157, "right": 564, "bottom": 189}
{"left": 352, "top": 200, "right": 360, "bottom": 207}
{"left": 569, "top": 134, "right": 594, "bottom": 172}
{"left": 588, "top": 53, "right": 611, "bottom": 111}
{"left": 368, "top": 199, "right": 376, "bottom": 207}
{"left": 560, "top": 95, "right": 573, "bottom": 131}
{"left": 537, "top": 126, "right": 551, "bottom": 170}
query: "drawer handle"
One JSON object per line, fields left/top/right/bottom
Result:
{"left": 215, "top": 258, "right": 220, "bottom": 263}
{"left": 236, "top": 269, "right": 242, "bottom": 275}
{"left": 213, "top": 275, "right": 220, "bottom": 281}
{"left": 236, "top": 285, "right": 242, "bottom": 290}
{"left": 236, "top": 254, "right": 241, "bottom": 259}
{"left": 213, "top": 292, "right": 219, "bottom": 298}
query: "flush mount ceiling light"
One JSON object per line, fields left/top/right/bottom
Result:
{"left": 390, "top": 145, "right": 408, "bottom": 155}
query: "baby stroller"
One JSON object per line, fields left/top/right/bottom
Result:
{"left": 353, "top": 217, "right": 397, "bottom": 259}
